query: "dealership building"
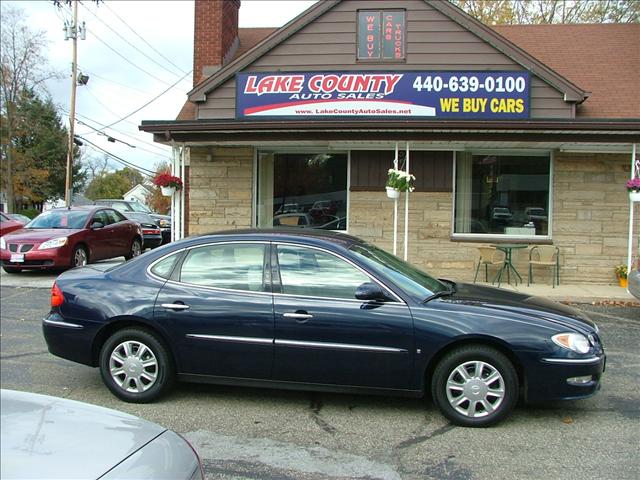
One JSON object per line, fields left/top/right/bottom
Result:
{"left": 141, "top": 0, "right": 640, "bottom": 285}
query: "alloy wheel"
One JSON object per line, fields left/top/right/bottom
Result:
{"left": 109, "top": 340, "right": 158, "bottom": 393}
{"left": 445, "top": 360, "right": 505, "bottom": 418}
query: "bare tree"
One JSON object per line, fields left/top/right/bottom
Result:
{"left": 1, "top": 6, "right": 60, "bottom": 212}
{"left": 450, "top": 0, "right": 639, "bottom": 24}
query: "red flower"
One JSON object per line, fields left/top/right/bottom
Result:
{"left": 153, "top": 172, "right": 183, "bottom": 190}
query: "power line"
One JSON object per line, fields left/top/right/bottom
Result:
{"left": 102, "top": 1, "right": 190, "bottom": 77}
{"left": 81, "top": 3, "right": 186, "bottom": 79}
{"left": 88, "top": 28, "right": 175, "bottom": 87}
{"left": 77, "top": 135, "right": 156, "bottom": 175}
{"left": 100, "top": 69, "right": 191, "bottom": 130}
{"left": 77, "top": 67, "right": 151, "bottom": 95}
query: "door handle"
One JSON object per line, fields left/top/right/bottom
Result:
{"left": 161, "top": 303, "right": 190, "bottom": 311}
{"left": 283, "top": 312, "right": 313, "bottom": 320}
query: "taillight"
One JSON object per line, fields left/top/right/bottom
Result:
{"left": 51, "top": 283, "right": 64, "bottom": 307}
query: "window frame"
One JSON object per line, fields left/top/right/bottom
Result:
{"left": 147, "top": 241, "right": 272, "bottom": 296}
{"left": 272, "top": 242, "right": 403, "bottom": 303}
{"left": 253, "top": 148, "right": 351, "bottom": 232}
{"left": 450, "top": 149, "right": 554, "bottom": 243}
{"left": 356, "top": 9, "right": 407, "bottom": 63}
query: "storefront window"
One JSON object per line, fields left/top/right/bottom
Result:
{"left": 256, "top": 152, "right": 348, "bottom": 230}
{"left": 454, "top": 153, "right": 551, "bottom": 237}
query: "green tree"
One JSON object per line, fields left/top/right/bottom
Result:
{"left": 9, "top": 89, "right": 85, "bottom": 205}
{"left": 84, "top": 167, "right": 144, "bottom": 200}
{"left": 1, "top": 6, "right": 60, "bottom": 212}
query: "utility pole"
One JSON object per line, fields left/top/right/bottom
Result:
{"left": 64, "top": 0, "right": 85, "bottom": 207}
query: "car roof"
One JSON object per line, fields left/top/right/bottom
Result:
{"left": 196, "top": 228, "right": 366, "bottom": 249}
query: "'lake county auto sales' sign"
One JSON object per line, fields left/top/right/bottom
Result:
{"left": 236, "top": 71, "right": 530, "bottom": 120}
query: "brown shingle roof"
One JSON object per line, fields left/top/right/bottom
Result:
{"left": 493, "top": 24, "right": 640, "bottom": 119}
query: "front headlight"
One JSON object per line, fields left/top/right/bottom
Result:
{"left": 552, "top": 333, "right": 591, "bottom": 354}
{"left": 38, "top": 237, "right": 68, "bottom": 250}
{"left": 0, "top": 237, "right": 6, "bottom": 250}
{"left": 158, "top": 219, "right": 170, "bottom": 228}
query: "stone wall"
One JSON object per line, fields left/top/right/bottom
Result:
{"left": 349, "top": 152, "right": 638, "bottom": 285}
{"left": 188, "top": 146, "right": 253, "bottom": 235}
{"left": 186, "top": 147, "right": 638, "bottom": 285}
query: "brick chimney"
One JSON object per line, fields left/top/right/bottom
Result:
{"left": 193, "top": 0, "right": 241, "bottom": 86}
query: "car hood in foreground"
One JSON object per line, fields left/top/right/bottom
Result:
{"left": 2, "top": 228, "right": 81, "bottom": 243}
{"left": 1, "top": 389, "right": 165, "bottom": 479}
{"left": 440, "top": 282, "right": 596, "bottom": 332}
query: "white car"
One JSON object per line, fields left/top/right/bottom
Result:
{"left": 1, "top": 389, "right": 203, "bottom": 479}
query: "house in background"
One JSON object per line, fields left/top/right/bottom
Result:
{"left": 123, "top": 184, "right": 152, "bottom": 206}
{"left": 141, "top": 0, "right": 640, "bottom": 285}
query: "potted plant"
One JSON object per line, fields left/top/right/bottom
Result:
{"left": 626, "top": 177, "right": 640, "bottom": 202}
{"left": 386, "top": 168, "right": 415, "bottom": 199}
{"left": 615, "top": 264, "right": 628, "bottom": 288}
{"left": 153, "top": 172, "right": 183, "bottom": 196}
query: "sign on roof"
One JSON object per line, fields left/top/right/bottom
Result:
{"left": 236, "top": 71, "right": 530, "bottom": 119}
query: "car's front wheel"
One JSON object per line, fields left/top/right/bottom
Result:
{"left": 71, "top": 245, "right": 88, "bottom": 268}
{"left": 124, "top": 238, "right": 142, "bottom": 260}
{"left": 431, "top": 345, "right": 518, "bottom": 427}
{"left": 99, "top": 328, "right": 175, "bottom": 403}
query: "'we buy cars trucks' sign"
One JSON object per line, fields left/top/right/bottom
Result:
{"left": 236, "top": 71, "right": 530, "bottom": 119}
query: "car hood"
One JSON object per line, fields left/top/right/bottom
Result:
{"left": 440, "top": 282, "right": 596, "bottom": 333}
{"left": 1, "top": 389, "right": 165, "bottom": 480}
{"left": 2, "top": 228, "right": 81, "bottom": 243}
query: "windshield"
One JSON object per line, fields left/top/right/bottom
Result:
{"left": 27, "top": 210, "right": 89, "bottom": 229}
{"left": 130, "top": 202, "right": 152, "bottom": 213}
{"left": 349, "top": 243, "right": 449, "bottom": 300}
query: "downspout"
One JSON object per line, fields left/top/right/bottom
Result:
{"left": 628, "top": 143, "right": 638, "bottom": 280}
{"left": 404, "top": 142, "right": 410, "bottom": 261}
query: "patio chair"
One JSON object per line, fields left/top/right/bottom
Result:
{"left": 528, "top": 245, "right": 560, "bottom": 287}
{"left": 473, "top": 246, "right": 505, "bottom": 283}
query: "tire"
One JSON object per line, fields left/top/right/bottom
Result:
{"left": 124, "top": 238, "right": 142, "bottom": 260}
{"left": 71, "top": 245, "right": 88, "bottom": 268}
{"left": 431, "top": 345, "right": 518, "bottom": 427}
{"left": 2, "top": 266, "right": 20, "bottom": 274}
{"left": 99, "top": 328, "right": 174, "bottom": 403}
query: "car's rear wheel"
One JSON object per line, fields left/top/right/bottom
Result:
{"left": 431, "top": 345, "right": 518, "bottom": 427}
{"left": 99, "top": 328, "right": 174, "bottom": 403}
{"left": 125, "top": 238, "right": 142, "bottom": 260}
{"left": 71, "top": 246, "right": 88, "bottom": 268}
{"left": 2, "top": 266, "right": 20, "bottom": 274}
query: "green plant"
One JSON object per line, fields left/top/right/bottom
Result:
{"left": 614, "top": 264, "right": 628, "bottom": 279}
{"left": 17, "top": 208, "right": 39, "bottom": 219}
{"left": 386, "top": 168, "right": 415, "bottom": 192}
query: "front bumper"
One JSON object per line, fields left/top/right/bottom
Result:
{"left": 525, "top": 353, "right": 606, "bottom": 403}
{"left": 1, "top": 247, "right": 70, "bottom": 270}
{"left": 142, "top": 233, "right": 163, "bottom": 250}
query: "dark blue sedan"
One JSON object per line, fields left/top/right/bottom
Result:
{"left": 42, "top": 229, "right": 605, "bottom": 427}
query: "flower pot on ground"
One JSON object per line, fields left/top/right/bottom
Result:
{"left": 619, "top": 277, "right": 628, "bottom": 288}
{"left": 615, "top": 264, "right": 628, "bottom": 287}
{"left": 386, "top": 186, "right": 400, "bottom": 199}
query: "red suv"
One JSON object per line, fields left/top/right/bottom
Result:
{"left": 0, "top": 206, "right": 142, "bottom": 273}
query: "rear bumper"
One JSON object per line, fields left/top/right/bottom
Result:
{"left": 525, "top": 354, "right": 606, "bottom": 403}
{"left": 42, "top": 313, "right": 97, "bottom": 366}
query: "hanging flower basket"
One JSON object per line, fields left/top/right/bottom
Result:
{"left": 153, "top": 171, "right": 183, "bottom": 196}
{"left": 626, "top": 178, "right": 640, "bottom": 202}
{"left": 386, "top": 186, "right": 400, "bottom": 199}
{"left": 161, "top": 186, "right": 176, "bottom": 197}
{"left": 385, "top": 168, "right": 415, "bottom": 199}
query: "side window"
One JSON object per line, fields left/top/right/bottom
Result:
{"left": 180, "top": 243, "right": 266, "bottom": 292}
{"left": 276, "top": 245, "right": 370, "bottom": 299}
{"left": 106, "top": 209, "right": 126, "bottom": 223}
{"left": 92, "top": 211, "right": 111, "bottom": 226}
{"left": 150, "top": 253, "right": 180, "bottom": 279}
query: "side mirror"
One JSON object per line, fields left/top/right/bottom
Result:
{"left": 90, "top": 221, "right": 104, "bottom": 229}
{"left": 355, "top": 282, "right": 388, "bottom": 301}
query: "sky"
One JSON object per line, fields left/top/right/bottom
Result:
{"left": 2, "top": 0, "right": 316, "bottom": 176}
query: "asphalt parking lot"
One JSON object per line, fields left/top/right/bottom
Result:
{"left": 1, "top": 276, "right": 639, "bottom": 480}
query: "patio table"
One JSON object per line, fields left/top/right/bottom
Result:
{"left": 491, "top": 243, "right": 529, "bottom": 286}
